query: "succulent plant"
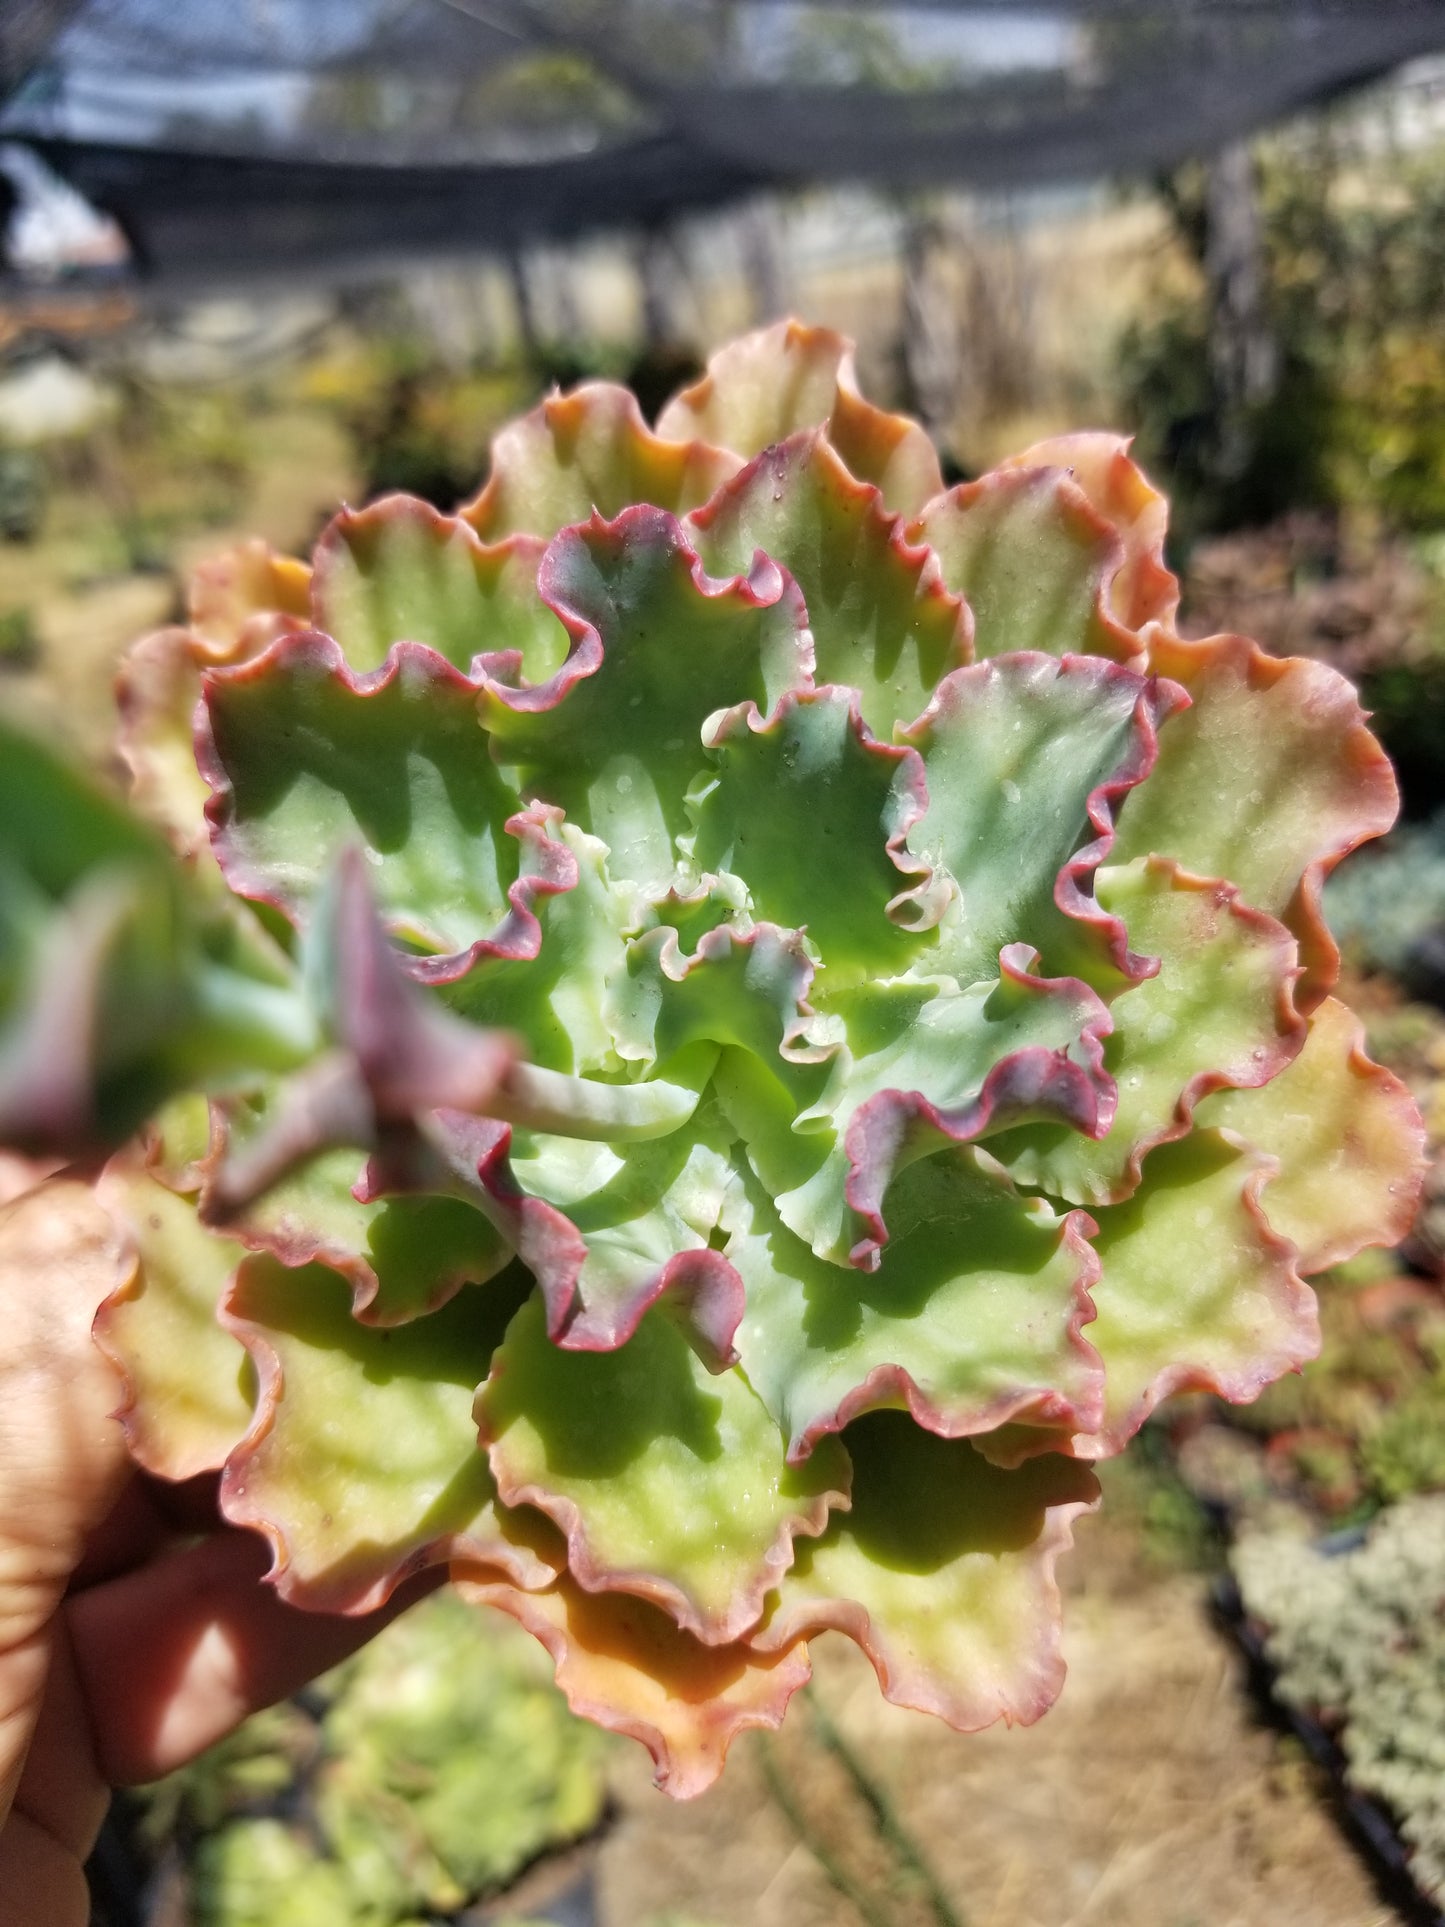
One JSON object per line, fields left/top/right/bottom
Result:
{"left": 140, "top": 1590, "right": 607, "bottom": 1925}
{"left": 0, "top": 322, "right": 1425, "bottom": 1796}
{"left": 1235, "top": 1497, "right": 1445, "bottom": 1902}
{"left": 1326, "top": 805, "right": 1445, "bottom": 998}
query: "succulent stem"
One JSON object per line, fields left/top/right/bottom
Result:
{"left": 186, "top": 965, "right": 320, "bottom": 1079}
{"left": 494, "top": 1059, "right": 708, "bottom": 1142}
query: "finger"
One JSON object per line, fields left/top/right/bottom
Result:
{"left": 66, "top": 1529, "right": 443, "bottom": 1786}
{"left": 0, "top": 1183, "right": 132, "bottom": 1594}
{"left": 0, "top": 1151, "right": 64, "bottom": 1210}
{"left": 6, "top": 1620, "right": 108, "bottom": 1869}
{"left": 0, "top": 1183, "right": 129, "bottom": 1828}
{"left": 67, "top": 1481, "right": 169, "bottom": 1594}
{"left": 0, "top": 1807, "right": 89, "bottom": 1927}
{"left": 69, "top": 1472, "right": 223, "bottom": 1593}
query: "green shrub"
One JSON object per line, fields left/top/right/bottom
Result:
{"left": 1123, "top": 114, "right": 1445, "bottom": 535}
{"left": 0, "top": 605, "right": 39, "bottom": 670}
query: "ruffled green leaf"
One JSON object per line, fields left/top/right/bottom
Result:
{"left": 658, "top": 320, "right": 857, "bottom": 461}
{"left": 96, "top": 1163, "right": 254, "bottom": 1479}
{"left": 462, "top": 383, "right": 741, "bottom": 541}
{"left": 1112, "top": 632, "right": 1398, "bottom": 1006}
{"left": 901, "top": 652, "right": 1186, "bottom": 989}
{"left": 657, "top": 319, "right": 944, "bottom": 516}
{"left": 829, "top": 380, "right": 948, "bottom": 521}
{"left": 758, "top": 1412, "right": 1098, "bottom": 1728}
{"left": 221, "top": 1254, "right": 555, "bottom": 1611}
{"left": 1197, "top": 994, "right": 1426, "bottom": 1272}
{"left": 688, "top": 431, "right": 969, "bottom": 739}
{"left": 610, "top": 922, "right": 824, "bottom": 1091}
{"left": 725, "top": 1154, "right": 1100, "bottom": 1461}
{"left": 910, "top": 466, "right": 1143, "bottom": 663}
{"left": 310, "top": 496, "right": 562, "bottom": 681}
{"left": 690, "top": 689, "right": 938, "bottom": 974}
{"left": 444, "top": 819, "right": 639, "bottom": 1074}
{"left": 208, "top": 1093, "right": 514, "bottom": 1325}
{"left": 739, "top": 951, "right": 1111, "bottom": 1268}
{"left": 996, "top": 433, "right": 1178, "bottom": 631}
{"left": 1083, "top": 1129, "right": 1317, "bottom": 1454}
{"left": 476, "top": 1291, "right": 848, "bottom": 1643}
{"left": 119, "top": 542, "right": 311, "bottom": 860}
{"left": 498, "top": 1086, "right": 746, "bottom": 1366}
{"left": 991, "top": 856, "right": 1304, "bottom": 1206}
{"left": 480, "top": 508, "right": 811, "bottom": 890}
{"left": 201, "top": 632, "right": 572, "bottom": 977}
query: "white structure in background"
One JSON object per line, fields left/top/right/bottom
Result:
{"left": 0, "top": 354, "right": 116, "bottom": 442}
{"left": 0, "top": 142, "right": 129, "bottom": 277}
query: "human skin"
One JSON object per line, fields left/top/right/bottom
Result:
{"left": 0, "top": 1181, "right": 433, "bottom": 1927}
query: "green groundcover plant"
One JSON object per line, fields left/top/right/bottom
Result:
{"left": 1235, "top": 1497, "right": 1445, "bottom": 1901}
{"left": 140, "top": 1589, "right": 609, "bottom": 1924}
{"left": 0, "top": 323, "right": 1426, "bottom": 1796}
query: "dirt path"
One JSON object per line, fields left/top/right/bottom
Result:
{"left": 597, "top": 1516, "right": 1400, "bottom": 1927}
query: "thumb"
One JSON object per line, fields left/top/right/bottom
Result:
{"left": 0, "top": 1180, "right": 131, "bottom": 1823}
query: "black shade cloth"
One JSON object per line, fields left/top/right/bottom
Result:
{"left": 3, "top": 0, "right": 1443, "bottom": 286}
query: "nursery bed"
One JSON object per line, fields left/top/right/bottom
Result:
{"left": 1214, "top": 1572, "right": 1444, "bottom": 1927}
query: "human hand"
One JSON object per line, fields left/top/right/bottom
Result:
{"left": 0, "top": 1180, "right": 430, "bottom": 1927}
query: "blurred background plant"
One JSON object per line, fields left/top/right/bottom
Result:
{"left": 122, "top": 1591, "right": 610, "bottom": 1927}
{"left": 1120, "top": 122, "right": 1445, "bottom": 540}
{"left": 1233, "top": 1499, "right": 1445, "bottom": 1906}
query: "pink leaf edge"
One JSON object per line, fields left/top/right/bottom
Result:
{"left": 1083, "top": 1146, "right": 1319, "bottom": 1460}
{"left": 901, "top": 649, "right": 1192, "bottom": 988}
{"left": 477, "top": 502, "right": 814, "bottom": 724}
{"left": 478, "top": 1438, "right": 850, "bottom": 1648}
{"left": 455, "top": 1571, "right": 814, "bottom": 1800}
{"left": 753, "top": 1480, "right": 1101, "bottom": 1733}
{"left": 783, "top": 1200, "right": 1106, "bottom": 1467}
{"left": 214, "top": 1268, "right": 559, "bottom": 1615}
{"left": 843, "top": 944, "right": 1115, "bottom": 1272}
{"left": 196, "top": 631, "right": 578, "bottom": 983}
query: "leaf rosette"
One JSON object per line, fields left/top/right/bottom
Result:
{"left": 0, "top": 321, "right": 1425, "bottom": 1795}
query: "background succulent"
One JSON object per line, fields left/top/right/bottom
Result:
{"left": 0, "top": 321, "right": 1424, "bottom": 1794}
{"left": 133, "top": 1590, "right": 608, "bottom": 1926}
{"left": 1234, "top": 1498, "right": 1445, "bottom": 1902}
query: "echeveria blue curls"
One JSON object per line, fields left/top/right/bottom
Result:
{"left": 0, "top": 319, "right": 1425, "bottom": 1795}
